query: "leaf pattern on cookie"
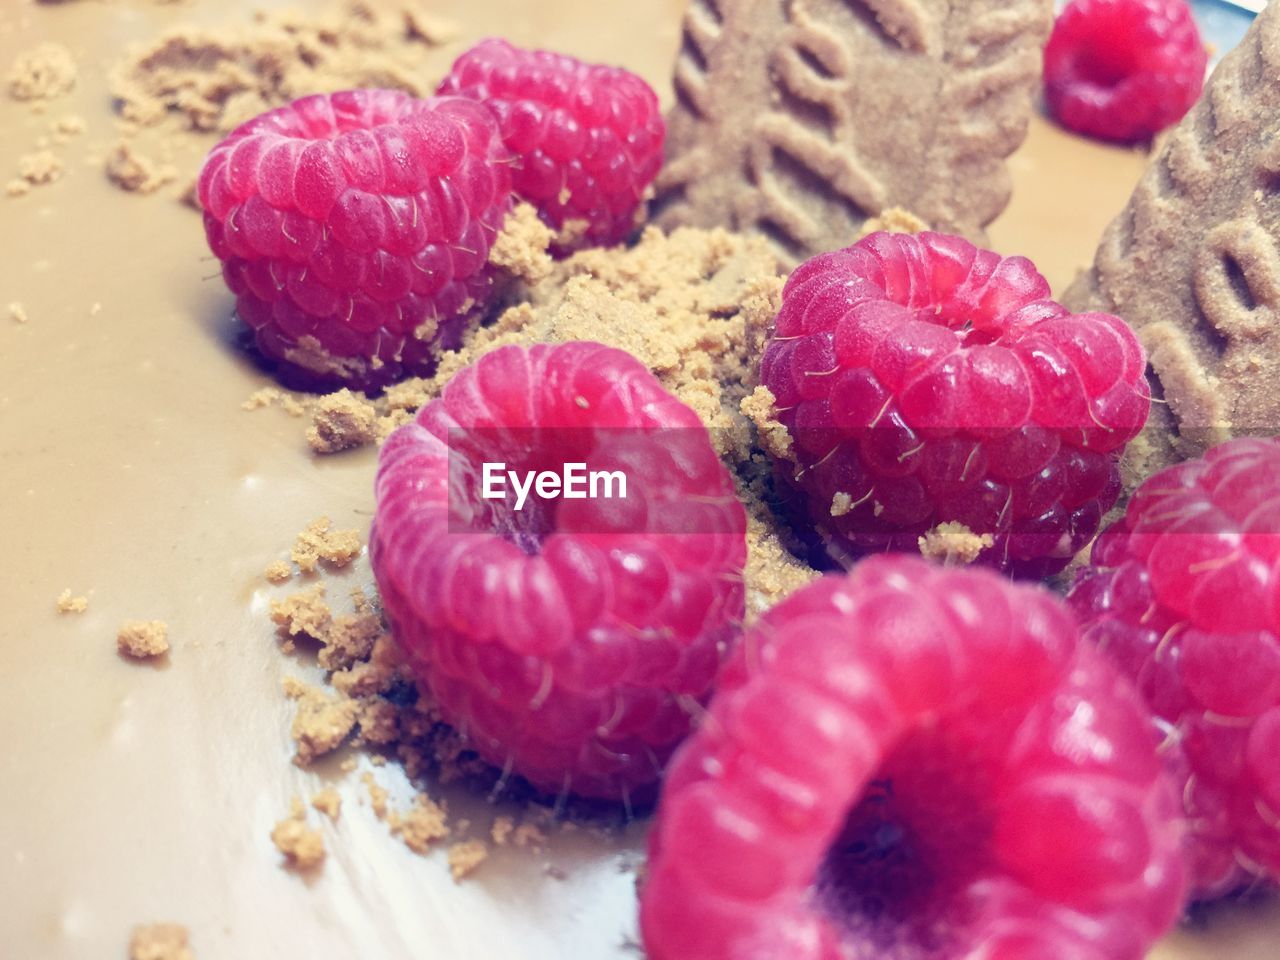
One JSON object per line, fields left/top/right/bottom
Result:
{"left": 655, "top": 0, "right": 1053, "bottom": 266}
{"left": 1065, "top": 2, "right": 1280, "bottom": 480}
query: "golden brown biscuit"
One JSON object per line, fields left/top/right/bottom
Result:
{"left": 653, "top": 0, "right": 1054, "bottom": 264}
{"left": 1065, "top": 3, "right": 1280, "bottom": 484}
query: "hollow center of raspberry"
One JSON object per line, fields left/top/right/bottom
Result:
{"left": 814, "top": 726, "right": 995, "bottom": 957}
{"left": 1069, "top": 26, "right": 1139, "bottom": 89}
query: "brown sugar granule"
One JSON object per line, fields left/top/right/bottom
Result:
{"left": 56, "top": 588, "right": 88, "bottom": 613}
{"left": 16, "top": 150, "right": 64, "bottom": 187}
{"left": 110, "top": 0, "right": 457, "bottom": 133}
{"left": 291, "top": 517, "right": 361, "bottom": 573}
{"left": 488, "top": 203, "right": 554, "bottom": 286}
{"left": 283, "top": 677, "right": 358, "bottom": 764}
{"left": 128, "top": 923, "right": 193, "bottom": 960}
{"left": 9, "top": 302, "right": 28, "bottom": 324}
{"left": 105, "top": 140, "right": 177, "bottom": 194}
{"left": 116, "top": 620, "right": 169, "bottom": 659}
{"left": 917, "top": 522, "right": 994, "bottom": 566}
{"left": 311, "top": 787, "right": 342, "bottom": 821}
{"left": 447, "top": 838, "right": 489, "bottom": 881}
{"left": 264, "top": 560, "right": 292, "bottom": 584}
{"left": 7, "top": 44, "right": 76, "bottom": 101}
{"left": 271, "top": 796, "right": 325, "bottom": 869}
{"left": 307, "top": 389, "right": 377, "bottom": 454}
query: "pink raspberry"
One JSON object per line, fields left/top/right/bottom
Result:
{"left": 1068, "top": 437, "right": 1280, "bottom": 900}
{"left": 1044, "top": 0, "right": 1207, "bottom": 144}
{"left": 437, "top": 38, "right": 665, "bottom": 254}
{"left": 198, "top": 89, "right": 512, "bottom": 392}
{"left": 370, "top": 342, "right": 747, "bottom": 801}
{"left": 641, "top": 556, "right": 1186, "bottom": 960}
{"left": 759, "top": 231, "right": 1150, "bottom": 578}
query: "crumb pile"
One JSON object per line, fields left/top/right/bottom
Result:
{"left": 110, "top": 0, "right": 457, "bottom": 134}
{"left": 6, "top": 42, "right": 76, "bottom": 101}
{"left": 117, "top": 619, "right": 170, "bottom": 658}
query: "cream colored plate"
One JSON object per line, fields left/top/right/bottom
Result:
{"left": 0, "top": 1, "right": 1275, "bottom": 956}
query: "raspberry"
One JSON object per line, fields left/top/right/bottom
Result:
{"left": 197, "top": 89, "right": 512, "bottom": 392}
{"left": 370, "top": 341, "right": 747, "bottom": 801}
{"left": 1068, "top": 437, "right": 1280, "bottom": 899}
{"left": 437, "top": 38, "right": 665, "bottom": 254}
{"left": 1043, "top": 0, "right": 1207, "bottom": 144}
{"left": 759, "top": 231, "right": 1150, "bottom": 578}
{"left": 640, "top": 556, "right": 1186, "bottom": 960}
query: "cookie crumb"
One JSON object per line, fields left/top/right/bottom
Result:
{"left": 740, "top": 385, "right": 792, "bottom": 462}
{"left": 242, "top": 386, "right": 307, "bottom": 416}
{"left": 270, "top": 582, "right": 331, "bottom": 642}
{"left": 264, "top": 560, "right": 292, "bottom": 584}
{"left": 311, "top": 787, "right": 342, "bottom": 821}
{"left": 116, "top": 620, "right": 170, "bottom": 659}
{"left": 393, "top": 792, "right": 450, "bottom": 853}
{"left": 917, "top": 522, "right": 994, "bottom": 566}
{"left": 490, "top": 815, "right": 515, "bottom": 846}
{"left": 9, "top": 302, "right": 28, "bottom": 324}
{"left": 16, "top": 150, "right": 64, "bottom": 187}
{"left": 447, "top": 838, "right": 489, "bottom": 881}
{"left": 512, "top": 822, "right": 547, "bottom": 850}
{"left": 6, "top": 179, "right": 30, "bottom": 198}
{"left": 105, "top": 140, "right": 177, "bottom": 194}
{"left": 489, "top": 203, "right": 554, "bottom": 285}
{"left": 291, "top": 517, "right": 361, "bottom": 573}
{"left": 284, "top": 679, "right": 357, "bottom": 764}
{"left": 53, "top": 114, "right": 85, "bottom": 135}
{"left": 361, "top": 772, "right": 390, "bottom": 819}
{"left": 271, "top": 796, "right": 325, "bottom": 869}
{"left": 830, "top": 492, "right": 854, "bottom": 518}
{"left": 307, "top": 389, "right": 377, "bottom": 454}
{"left": 56, "top": 588, "right": 88, "bottom": 613}
{"left": 128, "top": 923, "right": 193, "bottom": 960}
{"left": 7, "top": 43, "right": 76, "bottom": 101}
{"left": 859, "top": 207, "right": 929, "bottom": 237}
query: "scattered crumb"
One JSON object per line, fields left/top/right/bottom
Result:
{"left": 128, "top": 923, "right": 193, "bottom": 960}
{"left": 89, "top": 302, "right": 102, "bottom": 317}
{"left": 393, "top": 792, "right": 450, "bottom": 853}
{"left": 7, "top": 43, "right": 76, "bottom": 101}
{"left": 307, "top": 389, "right": 377, "bottom": 454}
{"left": 242, "top": 386, "right": 306, "bottom": 416}
{"left": 283, "top": 677, "right": 357, "bottom": 764}
{"left": 362, "top": 772, "right": 390, "bottom": 819}
{"left": 270, "top": 582, "right": 331, "bottom": 644}
{"left": 859, "top": 206, "right": 928, "bottom": 237}
{"left": 290, "top": 517, "right": 361, "bottom": 574}
{"left": 105, "top": 140, "right": 177, "bottom": 194}
{"left": 116, "top": 620, "right": 169, "bottom": 659}
{"left": 271, "top": 796, "right": 325, "bottom": 869}
{"left": 56, "top": 588, "right": 88, "bottom": 613}
{"left": 264, "top": 560, "right": 292, "bottom": 584}
{"left": 830, "top": 492, "right": 854, "bottom": 518}
{"left": 15, "top": 150, "right": 64, "bottom": 188}
{"left": 512, "top": 822, "right": 547, "bottom": 850}
{"left": 53, "top": 114, "right": 85, "bottom": 135}
{"left": 917, "top": 522, "right": 994, "bottom": 566}
{"left": 741, "top": 385, "right": 792, "bottom": 462}
{"left": 6, "top": 179, "right": 30, "bottom": 197}
{"left": 447, "top": 838, "right": 489, "bottom": 881}
{"left": 490, "top": 816, "right": 515, "bottom": 847}
{"left": 311, "top": 787, "right": 342, "bottom": 821}
{"left": 110, "top": 0, "right": 458, "bottom": 132}
{"left": 488, "top": 203, "right": 554, "bottom": 286}
{"left": 9, "top": 302, "right": 28, "bottom": 324}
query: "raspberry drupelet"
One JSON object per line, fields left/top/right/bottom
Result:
{"left": 438, "top": 38, "right": 665, "bottom": 255}
{"left": 198, "top": 89, "right": 512, "bottom": 392}
{"left": 1069, "top": 437, "right": 1280, "bottom": 900}
{"left": 1044, "top": 0, "right": 1207, "bottom": 144}
{"left": 759, "top": 231, "right": 1150, "bottom": 578}
{"left": 370, "top": 342, "right": 747, "bottom": 802}
{"left": 641, "top": 556, "right": 1186, "bottom": 960}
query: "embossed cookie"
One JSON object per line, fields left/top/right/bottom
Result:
{"left": 653, "top": 0, "right": 1054, "bottom": 265}
{"left": 1064, "top": 3, "right": 1280, "bottom": 483}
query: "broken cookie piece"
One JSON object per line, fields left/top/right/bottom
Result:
{"left": 655, "top": 0, "right": 1053, "bottom": 265}
{"left": 1065, "top": 0, "right": 1280, "bottom": 485}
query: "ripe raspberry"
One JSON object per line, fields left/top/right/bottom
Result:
{"left": 759, "top": 231, "right": 1150, "bottom": 578}
{"left": 1044, "top": 0, "right": 1207, "bottom": 144}
{"left": 370, "top": 342, "right": 747, "bottom": 801}
{"left": 1068, "top": 437, "right": 1280, "bottom": 900}
{"left": 197, "top": 89, "right": 512, "bottom": 392}
{"left": 641, "top": 556, "right": 1186, "bottom": 960}
{"left": 437, "top": 38, "right": 665, "bottom": 254}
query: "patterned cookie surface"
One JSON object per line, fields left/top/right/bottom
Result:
{"left": 654, "top": 0, "right": 1054, "bottom": 265}
{"left": 1065, "top": 2, "right": 1280, "bottom": 485}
